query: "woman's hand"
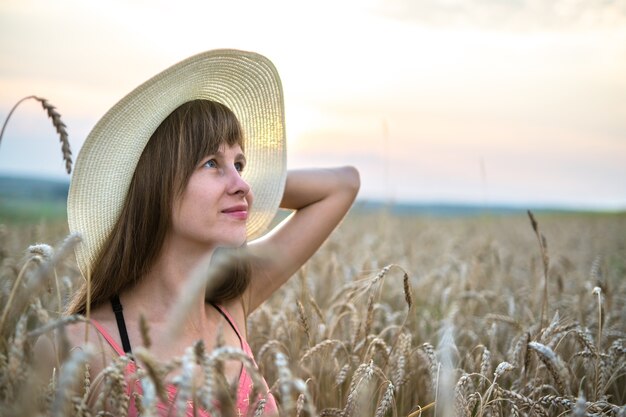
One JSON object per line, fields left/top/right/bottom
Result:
{"left": 244, "top": 166, "right": 360, "bottom": 313}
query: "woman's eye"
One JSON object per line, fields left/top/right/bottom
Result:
{"left": 204, "top": 159, "right": 217, "bottom": 168}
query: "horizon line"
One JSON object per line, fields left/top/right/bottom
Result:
{"left": 1, "top": 172, "right": 624, "bottom": 213}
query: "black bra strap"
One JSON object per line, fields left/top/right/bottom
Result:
{"left": 111, "top": 295, "right": 133, "bottom": 355}
{"left": 209, "top": 302, "right": 242, "bottom": 345}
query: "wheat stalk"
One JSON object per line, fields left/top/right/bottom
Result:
{"left": 494, "top": 362, "right": 516, "bottom": 381}
{"left": 402, "top": 272, "right": 412, "bottom": 310}
{"left": 300, "top": 339, "right": 349, "bottom": 364}
{"left": 498, "top": 387, "right": 548, "bottom": 417}
{"left": 454, "top": 373, "right": 473, "bottom": 416}
{"left": 527, "top": 341, "right": 569, "bottom": 395}
{"left": 479, "top": 346, "right": 491, "bottom": 390}
{"left": 138, "top": 374, "right": 157, "bottom": 417}
{"left": 343, "top": 361, "right": 375, "bottom": 417}
{"left": 0, "top": 254, "right": 39, "bottom": 334}
{"left": 527, "top": 210, "right": 550, "bottom": 333}
{"left": 274, "top": 352, "right": 316, "bottom": 416}
{"left": 133, "top": 347, "right": 168, "bottom": 403}
{"left": 419, "top": 342, "right": 438, "bottom": 396}
{"left": 0, "top": 95, "right": 73, "bottom": 173}
{"left": 335, "top": 363, "right": 351, "bottom": 386}
{"left": 51, "top": 347, "right": 91, "bottom": 417}
{"left": 374, "top": 381, "right": 395, "bottom": 417}
{"left": 296, "top": 300, "right": 311, "bottom": 346}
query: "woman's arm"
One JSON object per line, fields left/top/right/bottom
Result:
{"left": 244, "top": 166, "right": 360, "bottom": 313}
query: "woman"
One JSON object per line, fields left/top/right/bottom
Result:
{"left": 41, "top": 50, "right": 359, "bottom": 416}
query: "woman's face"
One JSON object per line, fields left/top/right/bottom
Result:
{"left": 170, "top": 143, "right": 252, "bottom": 250}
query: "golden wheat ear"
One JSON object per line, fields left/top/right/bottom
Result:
{"left": 0, "top": 95, "right": 73, "bottom": 174}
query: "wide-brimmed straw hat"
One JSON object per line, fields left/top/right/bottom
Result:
{"left": 68, "top": 49, "right": 287, "bottom": 276}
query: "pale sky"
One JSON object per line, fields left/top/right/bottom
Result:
{"left": 1, "top": 0, "right": 625, "bottom": 209}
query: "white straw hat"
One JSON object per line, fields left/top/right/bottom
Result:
{"left": 68, "top": 49, "right": 287, "bottom": 276}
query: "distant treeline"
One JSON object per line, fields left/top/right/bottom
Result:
{"left": 0, "top": 175, "right": 69, "bottom": 201}
{"left": 352, "top": 200, "right": 623, "bottom": 217}
{"left": 352, "top": 200, "right": 522, "bottom": 217}
{"left": 0, "top": 175, "right": 621, "bottom": 218}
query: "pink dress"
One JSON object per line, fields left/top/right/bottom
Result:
{"left": 90, "top": 304, "right": 278, "bottom": 416}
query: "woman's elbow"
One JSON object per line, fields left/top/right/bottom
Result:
{"left": 338, "top": 165, "right": 360, "bottom": 197}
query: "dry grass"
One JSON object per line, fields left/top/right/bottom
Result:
{"left": 1, "top": 210, "right": 625, "bottom": 416}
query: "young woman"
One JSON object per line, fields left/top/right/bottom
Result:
{"left": 41, "top": 50, "right": 359, "bottom": 416}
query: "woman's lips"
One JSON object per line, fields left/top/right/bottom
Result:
{"left": 222, "top": 205, "right": 248, "bottom": 220}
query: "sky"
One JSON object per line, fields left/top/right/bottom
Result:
{"left": 1, "top": 0, "right": 625, "bottom": 209}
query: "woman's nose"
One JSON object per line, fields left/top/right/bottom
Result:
{"left": 228, "top": 168, "right": 251, "bottom": 196}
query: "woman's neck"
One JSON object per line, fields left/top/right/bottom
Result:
{"left": 119, "top": 236, "right": 216, "bottom": 330}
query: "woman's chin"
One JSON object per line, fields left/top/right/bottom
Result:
{"left": 216, "top": 235, "right": 247, "bottom": 249}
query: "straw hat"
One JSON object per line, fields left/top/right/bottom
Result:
{"left": 68, "top": 49, "right": 287, "bottom": 276}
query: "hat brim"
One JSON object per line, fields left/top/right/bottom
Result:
{"left": 68, "top": 49, "right": 287, "bottom": 276}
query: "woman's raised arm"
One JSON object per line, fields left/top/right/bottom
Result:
{"left": 245, "top": 166, "right": 360, "bottom": 313}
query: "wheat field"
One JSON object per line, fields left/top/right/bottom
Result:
{"left": 0, "top": 210, "right": 625, "bottom": 416}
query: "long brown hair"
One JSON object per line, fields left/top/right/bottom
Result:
{"left": 66, "top": 99, "right": 250, "bottom": 315}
